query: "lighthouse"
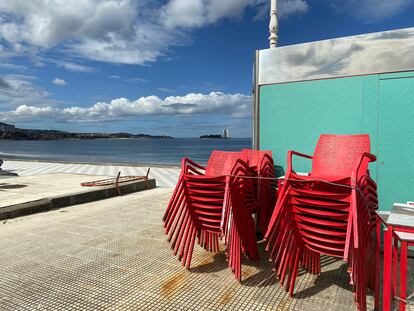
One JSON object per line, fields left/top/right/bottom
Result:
{"left": 222, "top": 128, "right": 230, "bottom": 139}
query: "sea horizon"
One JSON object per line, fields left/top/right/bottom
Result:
{"left": 0, "top": 138, "right": 252, "bottom": 166}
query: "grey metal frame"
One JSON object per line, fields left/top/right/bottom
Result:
{"left": 257, "top": 27, "right": 414, "bottom": 86}
{"left": 253, "top": 50, "right": 260, "bottom": 150}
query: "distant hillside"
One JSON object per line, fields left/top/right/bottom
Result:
{"left": 0, "top": 127, "right": 173, "bottom": 140}
{"left": 108, "top": 132, "right": 173, "bottom": 139}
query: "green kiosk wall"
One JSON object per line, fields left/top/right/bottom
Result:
{"left": 259, "top": 72, "right": 414, "bottom": 211}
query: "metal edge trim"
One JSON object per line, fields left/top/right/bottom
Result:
{"left": 253, "top": 50, "right": 260, "bottom": 150}
{"left": 258, "top": 69, "right": 414, "bottom": 87}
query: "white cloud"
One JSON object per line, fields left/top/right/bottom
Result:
{"left": 52, "top": 78, "right": 66, "bottom": 86}
{"left": 0, "top": 74, "right": 56, "bottom": 108}
{"left": 0, "top": 0, "right": 181, "bottom": 65}
{"left": 108, "top": 75, "right": 149, "bottom": 84}
{"left": 0, "top": 63, "right": 27, "bottom": 71}
{"left": 0, "top": 0, "right": 309, "bottom": 66}
{"left": 330, "top": 0, "right": 414, "bottom": 22}
{"left": 156, "top": 87, "right": 176, "bottom": 93}
{"left": 0, "top": 0, "right": 137, "bottom": 47}
{"left": 0, "top": 92, "right": 252, "bottom": 122}
{"left": 160, "top": 0, "right": 309, "bottom": 29}
{"left": 279, "top": 0, "right": 309, "bottom": 18}
{"left": 0, "top": 77, "right": 11, "bottom": 89}
{"left": 50, "top": 59, "right": 94, "bottom": 73}
{"left": 14, "top": 104, "right": 56, "bottom": 116}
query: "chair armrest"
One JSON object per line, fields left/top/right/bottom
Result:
{"left": 259, "top": 153, "right": 274, "bottom": 167}
{"left": 229, "top": 158, "right": 251, "bottom": 176}
{"left": 361, "top": 152, "right": 376, "bottom": 162}
{"left": 286, "top": 150, "right": 313, "bottom": 175}
{"left": 351, "top": 152, "right": 376, "bottom": 185}
{"left": 181, "top": 158, "right": 205, "bottom": 175}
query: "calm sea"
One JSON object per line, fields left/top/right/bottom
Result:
{"left": 0, "top": 138, "right": 251, "bottom": 166}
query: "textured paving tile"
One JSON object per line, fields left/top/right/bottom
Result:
{"left": 0, "top": 188, "right": 412, "bottom": 310}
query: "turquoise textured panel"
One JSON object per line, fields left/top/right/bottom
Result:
{"left": 260, "top": 76, "right": 378, "bottom": 173}
{"left": 259, "top": 72, "right": 414, "bottom": 210}
{"left": 378, "top": 75, "right": 414, "bottom": 210}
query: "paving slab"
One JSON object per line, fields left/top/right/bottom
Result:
{"left": 0, "top": 173, "right": 155, "bottom": 220}
{"left": 0, "top": 188, "right": 412, "bottom": 310}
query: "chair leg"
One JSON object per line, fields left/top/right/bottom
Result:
{"left": 185, "top": 226, "right": 197, "bottom": 269}
{"left": 288, "top": 248, "right": 300, "bottom": 297}
{"left": 374, "top": 218, "right": 380, "bottom": 310}
{"left": 383, "top": 226, "right": 393, "bottom": 311}
{"left": 393, "top": 236, "right": 398, "bottom": 298}
{"left": 399, "top": 241, "right": 407, "bottom": 311}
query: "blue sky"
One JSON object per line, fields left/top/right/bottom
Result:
{"left": 0, "top": 0, "right": 413, "bottom": 137}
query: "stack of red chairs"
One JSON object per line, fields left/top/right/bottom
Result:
{"left": 163, "top": 150, "right": 259, "bottom": 281}
{"left": 265, "top": 134, "right": 379, "bottom": 311}
{"left": 242, "top": 149, "right": 276, "bottom": 234}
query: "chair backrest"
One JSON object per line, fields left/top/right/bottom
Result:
{"left": 205, "top": 151, "right": 242, "bottom": 176}
{"left": 242, "top": 149, "right": 273, "bottom": 168}
{"left": 184, "top": 174, "right": 226, "bottom": 233}
{"left": 311, "top": 134, "right": 370, "bottom": 179}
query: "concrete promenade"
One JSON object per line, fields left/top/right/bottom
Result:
{"left": 0, "top": 160, "right": 412, "bottom": 310}
{"left": 0, "top": 174, "right": 127, "bottom": 208}
{"left": 0, "top": 174, "right": 156, "bottom": 220}
{"left": 2, "top": 187, "right": 411, "bottom": 310}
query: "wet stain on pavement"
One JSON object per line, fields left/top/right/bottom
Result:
{"left": 162, "top": 271, "right": 187, "bottom": 298}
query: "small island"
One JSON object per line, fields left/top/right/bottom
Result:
{"left": 200, "top": 134, "right": 224, "bottom": 139}
{"left": 0, "top": 122, "right": 173, "bottom": 140}
{"left": 200, "top": 128, "right": 231, "bottom": 139}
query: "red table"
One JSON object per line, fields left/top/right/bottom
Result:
{"left": 379, "top": 204, "right": 414, "bottom": 311}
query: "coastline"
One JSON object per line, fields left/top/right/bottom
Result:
{"left": 1, "top": 156, "right": 181, "bottom": 169}
{"left": 0, "top": 137, "right": 248, "bottom": 140}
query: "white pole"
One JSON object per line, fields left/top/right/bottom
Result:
{"left": 269, "top": 0, "right": 278, "bottom": 48}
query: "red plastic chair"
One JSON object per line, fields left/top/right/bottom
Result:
{"left": 265, "top": 134, "right": 379, "bottom": 311}
{"left": 163, "top": 151, "right": 242, "bottom": 232}
{"left": 163, "top": 151, "right": 259, "bottom": 281}
{"left": 241, "top": 149, "right": 276, "bottom": 234}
